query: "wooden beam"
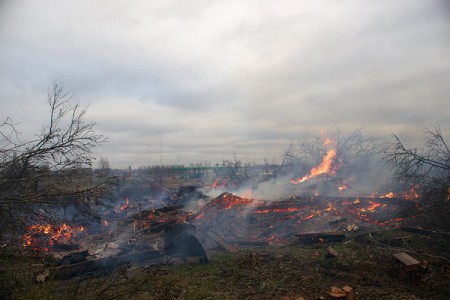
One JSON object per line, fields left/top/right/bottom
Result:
{"left": 393, "top": 252, "right": 420, "bottom": 272}
{"left": 207, "top": 231, "right": 238, "bottom": 253}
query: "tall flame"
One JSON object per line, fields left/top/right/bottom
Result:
{"left": 291, "top": 148, "right": 337, "bottom": 184}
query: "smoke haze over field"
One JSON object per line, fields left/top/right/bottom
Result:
{"left": 1, "top": 0, "right": 449, "bottom": 168}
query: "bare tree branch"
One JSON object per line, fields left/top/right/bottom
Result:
{"left": 0, "top": 83, "right": 113, "bottom": 241}
{"left": 382, "top": 124, "right": 450, "bottom": 201}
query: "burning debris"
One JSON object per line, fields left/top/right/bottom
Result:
{"left": 162, "top": 185, "right": 209, "bottom": 207}
{"left": 3, "top": 127, "right": 448, "bottom": 299}
{"left": 22, "top": 223, "right": 86, "bottom": 252}
{"left": 17, "top": 176, "right": 416, "bottom": 268}
{"left": 20, "top": 186, "right": 414, "bottom": 260}
{"left": 187, "top": 191, "right": 412, "bottom": 248}
{"left": 115, "top": 198, "right": 130, "bottom": 212}
{"left": 290, "top": 133, "right": 340, "bottom": 186}
{"left": 12, "top": 153, "right": 423, "bottom": 292}
{"left": 7, "top": 164, "right": 446, "bottom": 300}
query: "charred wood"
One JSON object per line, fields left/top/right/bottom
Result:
{"left": 164, "top": 223, "right": 208, "bottom": 263}
{"left": 206, "top": 231, "right": 238, "bottom": 253}
{"left": 165, "top": 233, "right": 208, "bottom": 263}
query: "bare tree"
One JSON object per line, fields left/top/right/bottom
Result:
{"left": 98, "top": 156, "right": 111, "bottom": 170}
{"left": 222, "top": 154, "right": 244, "bottom": 188}
{"left": 0, "top": 84, "right": 114, "bottom": 241}
{"left": 98, "top": 156, "right": 111, "bottom": 177}
{"left": 222, "top": 153, "right": 256, "bottom": 188}
{"left": 282, "top": 127, "right": 379, "bottom": 181}
{"left": 278, "top": 142, "right": 302, "bottom": 174}
{"left": 383, "top": 124, "right": 450, "bottom": 201}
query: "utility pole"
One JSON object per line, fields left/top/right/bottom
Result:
{"left": 159, "top": 132, "right": 163, "bottom": 186}
{"left": 159, "top": 132, "right": 163, "bottom": 167}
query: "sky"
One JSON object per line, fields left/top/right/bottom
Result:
{"left": 1, "top": 0, "right": 449, "bottom": 169}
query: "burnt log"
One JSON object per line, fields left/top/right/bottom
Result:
{"left": 164, "top": 223, "right": 196, "bottom": 247}
{"left": 165, "top": 233, "right": 208, "bottom": 263}
{"left": 163, "top": 185, "right": 209, "bottom": 206}
{"left": 58, "top": 250, "right": 90, "bottom": 266}
{"left": 164, "top": 223, "right": 208, "bottom": 263}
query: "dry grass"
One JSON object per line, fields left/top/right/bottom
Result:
{"left": 1, "top": 228, "right": 449, "bottom": 300}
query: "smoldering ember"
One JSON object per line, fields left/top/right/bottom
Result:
{"left": 1, "top": 92, "right": 449, "bottom": 299}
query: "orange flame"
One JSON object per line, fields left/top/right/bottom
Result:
{"left": 291, "top": 148, "right": 337, "bottom": 184}
{"left": 338, "top": 184, "right": 348, "bottom": 192}
{"left": 360, "top": 202, "right": 380, "bottom": 212}
{"left": 221, "top": 193, "right": 252, "bottom": 209}
{"left": 380, "top": 192, "right": 395, "bottom": 199}
{"left": 120, "top": 198, "right": 130, "bottom": 210}
{"left": 22, "top": 223, "right": 85, "bottom": 250}
{"left": 114, "top": 198, "right": 130, "bottom": 213}
{"left": 325, "top": 202, "right": 334, "bottom": 211}
{"left": 348, "top": 200, "right": 403, "bottom": 227}
{"left": 402, "top": 186, "right": 421, "bottom": 200}
{"left": 302, "top": 210, "right": 320, "bottom": 220}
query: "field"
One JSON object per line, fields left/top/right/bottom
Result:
{"left": 2, "top": 226, "right": 449, "bottom": 300}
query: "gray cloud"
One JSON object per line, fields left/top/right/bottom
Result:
{"left": 1, "top": 0, "right": 449, "bottom": 168}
